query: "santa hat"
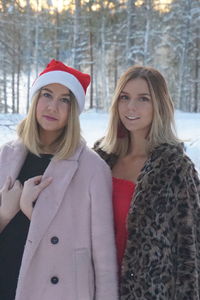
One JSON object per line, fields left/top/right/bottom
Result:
{"left": 29, "top": 59, "right": 91, "bottom": 113}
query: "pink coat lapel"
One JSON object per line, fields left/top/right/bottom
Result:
{"left": 20, "top": 143, "right": 84, "bottom": 276}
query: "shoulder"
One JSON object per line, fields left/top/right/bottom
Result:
{"left": 149, "top": 143, "right": 194, "bottom": 171}
{"left": 79, "top": 143, "right": 111, "bottom": 171}
{"left": 93, "top": 138, "right": 118, "bottom": 169}
{"left": 82, "top": 144, "right": 105, "bottom": 162}
{"left": 140, "top": 143, "right": 199, "bottom": 186}
{"left": 0, "top": 138, "right": 24, "bottom": 148}
{"left": 150, "top": 143, "right": 184, "bottom": 160}
{"left": 75, "top": 144, "right": 112, "bottom": 186}
{"left": 0, "top": 140, "right": 15, "bottom": 150}
{"left": 0, "top": 140, "right": 27, "bottom": 169}
{"left": 0, "top": 139, "right": 23, "bottom": 153}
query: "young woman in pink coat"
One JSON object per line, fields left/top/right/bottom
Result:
{"left": 0, "top": 59, "right": 118, "bottom": 300}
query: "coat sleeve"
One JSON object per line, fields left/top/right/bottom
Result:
{"left": 173, "top": 162, "right": 200, "bottom": 299}
{"left": 89, "top": 159, "right": 119, "bottom": 300}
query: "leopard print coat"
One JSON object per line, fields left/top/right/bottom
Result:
{"left": 94, "top": 142, "right": 200, "bottom": 300}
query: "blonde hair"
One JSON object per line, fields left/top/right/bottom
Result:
{"left": 17, "top": 90, "right": 81, "bottom": 160}
{"left": 100, "top": 65, "right": 180, "bottom": 157}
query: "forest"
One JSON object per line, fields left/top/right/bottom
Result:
{"left": 0, "top": 0, "right": 199, "bottom": 114}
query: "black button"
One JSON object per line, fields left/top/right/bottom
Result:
{"left": 51, "top": 236, "right": 59, "bottom": 244}
{"left": 51, "top": 276, "right": 59, "bottom": 284}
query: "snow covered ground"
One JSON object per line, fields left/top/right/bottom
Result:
{"left": 0, "top": 109, "right": 200, "bottom": 173}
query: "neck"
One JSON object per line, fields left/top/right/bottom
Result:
{"left": 39, "top": 132, "right": 59, "bottom": 154}
{"left": 129, "top": 133, "right": 148, "bottom": 157}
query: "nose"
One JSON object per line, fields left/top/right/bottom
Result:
{"left": 127, "top": 98, "right": 137, "bottom": 110}
{"left": 47, "top": 99, "right": 58, "bottom": 111}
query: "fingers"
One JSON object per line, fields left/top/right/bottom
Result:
{"left": 24, "top": 175, "right": 42, "bottom": 186}
{"left": 20, "top": 176, "right": 52, "bottom": 220}
{"left": 0, "top": 177, "right": 21, "bottom": 225}
{"left": 13, "top": 180, "right": 22, "bottom": 189}
{"left": 12, "top": 181, "right": 23, "bottom": 200}
{"left": 23, "top": 175, "right": 52, "bottom": 197}
{"left": 25, "top": 175, "right": 52, "bottom": 187}
{"left": 33, "top": 175, "right": 43, "bottom": 185}
{"left": 1, "top": 177, "right": 21, "bottom": 193}
{"left": 36, "top": 177, "right": 53, "bottom": 193}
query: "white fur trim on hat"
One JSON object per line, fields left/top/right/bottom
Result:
{"left": 29, "top": 70, "right": 85, "bottom": 113}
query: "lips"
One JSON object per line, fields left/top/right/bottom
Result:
{"left": 125, "top": 116, "right": 140, "bottom": 120}
{"left": 43, "top": 115, "right": 58, "bottom": 121}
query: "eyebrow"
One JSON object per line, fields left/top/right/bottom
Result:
{"left": 120, "top": 91, "right": 151, "bottom": 97}
{"left": 138, "top": 93, "right": 151, "bottom": 97}
{"left": 41, "top": 87, "right": 71, "bottom": 97}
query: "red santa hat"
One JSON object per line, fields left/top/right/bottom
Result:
{"left": 29, "top": 59, "right": 91, "bottom": 113}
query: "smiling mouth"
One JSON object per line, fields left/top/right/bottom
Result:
{"left": 125, "top": 116, "right": 140, "bottom": 120}
{"left": 43, "top": 115, "right": 58, "bottom": 121}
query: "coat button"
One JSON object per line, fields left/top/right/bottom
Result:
{"left": 51, "top": 236, "right": 59, "bottom": 244}
{"left": 51, "top": 276, "right": 59, "bottom": 284}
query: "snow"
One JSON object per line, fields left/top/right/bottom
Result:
{"left": 0, "top": 109, "right": 200, "bottom": 173}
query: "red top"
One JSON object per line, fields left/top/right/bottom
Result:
{"left": 112, "top": 177, "right": 135, "bottom": 270}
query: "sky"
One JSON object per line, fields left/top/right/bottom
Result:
{"left": 0, "top": 109, "right": 199, "bottom": 174}
{"left": 17, "top": 0, "right": 173, "bottom": 13}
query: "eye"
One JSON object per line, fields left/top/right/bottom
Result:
{"left": 138, "top": 96, "right": 150, "bottom": 102}
{"left": 60, "top": 97, "right": 71, "bottom": 104}
{"left": 119, "top": 94, "right": 129, "bottom": 101}
{"left": 41, "top": 92, "right": 52, "bottom": 98}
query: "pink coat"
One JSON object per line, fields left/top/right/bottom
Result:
{"left": 0, "top": 140, "right": 118, "bottom": 300}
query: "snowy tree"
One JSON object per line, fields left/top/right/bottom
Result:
{"left": 0, "top": 0, "right": 199, "bottom": 113}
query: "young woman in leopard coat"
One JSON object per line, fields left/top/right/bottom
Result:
{"left": 94, "top": 65, "right": 200, "bottom": 299}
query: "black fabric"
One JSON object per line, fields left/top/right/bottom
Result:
{"left": 0, "top": 152, "right": 52, "bottom": 300}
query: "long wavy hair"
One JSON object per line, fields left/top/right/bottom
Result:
{"left": 100, "top": 65, "right": 180, "bottom": 157}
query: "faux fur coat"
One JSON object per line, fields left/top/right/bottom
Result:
{"left": 94, "top": 142, "right": 200, "bottom": 300}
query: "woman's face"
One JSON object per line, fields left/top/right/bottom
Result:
{"left": 36, "top": 83, "right": 71, "bottom": 144}
{"left": 118, "top": 78, "right": 153, "bottom": 138}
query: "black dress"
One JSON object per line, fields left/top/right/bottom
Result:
{"left": 0, "top": 152, "right": 52, "bottom": 300}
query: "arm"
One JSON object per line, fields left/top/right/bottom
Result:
{"left": 174, "top": 163, "right": 200, "bottom": 299}
{"left": 90, "top": 161, "right": 118, "bottom": 300}
{"left": 0, "top": 176, "right": 22, "bottom": 232}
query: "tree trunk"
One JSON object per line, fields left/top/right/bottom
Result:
{"left": 143, "top": 0, "right": 151, "bottom": 65}
{"left": 11, "top": 65, "right": 15, "bottom": 113}
{"left": 3, "top": 49, "right": 8, "bottom": 113}
{"left": 73, "top": 0, "right": 81, "bottom": 69}
{"left": 126, "top": 0, "right": 136, "bottom": 66}
{"left": 16, "top": 55, "right": 20, "bottom": 113}
{"left": 34, "top": 0, "right": 39, "bottom": 77}
{"left": 194, "top": 27, "right": 199, "bottom": 112}
{"left": 89, "top": 30, "right": 94, "bottom": 109}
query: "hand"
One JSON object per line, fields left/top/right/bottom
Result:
{"left": 0, "top": 177, "right": 22, "bottom": 230}
{"left": 20, "top": 175, "right": 52, "bottom": 220}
